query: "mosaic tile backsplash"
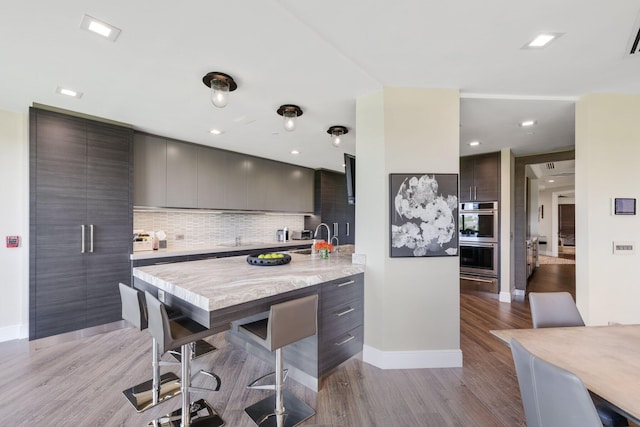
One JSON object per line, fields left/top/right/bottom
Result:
{"left": 134, "top": 210, "right": 306, "bottom": 249}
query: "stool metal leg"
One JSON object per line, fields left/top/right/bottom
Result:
{"left": 122, "top": 337, "right": 181, "bottom": 412}
{"left": 181, "top": 343, "right": 192, "bottom": 427}
{"left": 245, "top": 348, "right": 315, "bottom": 427}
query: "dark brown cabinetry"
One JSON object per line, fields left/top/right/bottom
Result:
{"left": 460, "top": 152, "right": 500, "bottom": 202}
{"left": 305, "top": 170, "right": 355, "bottom": 245}
{"left": 30, "top": 108, "right": 133, "bottom": 339}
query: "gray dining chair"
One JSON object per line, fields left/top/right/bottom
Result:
{"left": 510, "top": 338, "right": 603, "bottom": 427}
{"left": 529, "top": 291, "right": 584, "bottom": 328}
{"left": 528, "top": 292, "right": 628, "bottom": 426}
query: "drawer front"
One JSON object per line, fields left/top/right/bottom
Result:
{"left": 321, "top": 274, "right": 364, "bottom": 308}
{"left": 320, "top": 296, "right": 364, "bottom": 340}
{"left": 319, "top": 324, "right": 364, "bottom": 376}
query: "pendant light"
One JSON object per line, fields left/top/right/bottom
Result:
{"left": 277, "top": 104, "right": 303, "bottom": 132}
{"left": 202, "top": 72, "right": 237, "bottom": 108}
{"left": 327, "top": 125, "right": 349, "bottom": 147}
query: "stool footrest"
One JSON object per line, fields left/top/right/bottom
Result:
{"left": 122, "top": 372, "right": 181, "bottom": 413}
{"left": 247, "top": 369, "right": 288, "bottom": 390}
{"left": 148, "top": 398, "right": 225, "bottom": 427}
{"left": 245, "top": 390, "right": 314, "bottom": 427}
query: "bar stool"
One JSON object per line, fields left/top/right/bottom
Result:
{"left": 119, "top": 283, "right": 181, "bottom": 412}
{"left": 145, "top": 291, "right": 225, "bottom": 427}
{"left": 238, "top": 294, "right": 318, "bottom": 427}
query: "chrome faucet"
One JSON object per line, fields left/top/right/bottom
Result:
{"left": 331, "top": 235, "right": 340, "bottom": 251}
{"left": 314, "top": 223, "right": 331, "bottom": 244}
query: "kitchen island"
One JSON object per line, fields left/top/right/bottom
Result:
{"left": 133, "top": 251, "right": 365, "bottom": 390}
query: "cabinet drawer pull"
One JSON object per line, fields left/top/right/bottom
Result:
{"left": 335, "top": 307, "right": 355, "bottom": 317}
{"left": 335, "top": 334, "right": 356, "bottom": 346}
{"left": 337, "top": 280, "right": 355, "bottom": 288}
{"left": 89, "top": 224, "right": 94, "bottom": 253}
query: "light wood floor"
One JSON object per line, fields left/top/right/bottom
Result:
{"left": 0, "top": 266, "right": 573, "bottom": 427}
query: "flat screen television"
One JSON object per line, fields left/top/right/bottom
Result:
{"left": 344, "top": 153, "right": 355, "bottom": 205}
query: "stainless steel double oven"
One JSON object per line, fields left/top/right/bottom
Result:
{"left": 459, "top": 202, "right": 499, "bottom": 292}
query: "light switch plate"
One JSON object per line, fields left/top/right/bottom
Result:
{"left": 613, "top": 241, "right": 635, "bottom": 255}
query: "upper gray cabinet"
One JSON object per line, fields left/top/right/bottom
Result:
{"left": 133, "top": 133, "right": 166, "bottom": 207}
{"left": 166, "top": 139, "right": 198, "bottom": 208}
{"left": 134, "top": 132, "right": 313, "bottom": 213}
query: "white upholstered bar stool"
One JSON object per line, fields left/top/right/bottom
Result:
{"left": 238, "top": 294, "right": 318, "bottom": 427}
{"left": 119, "top": 283, "right": 181, "bottom": 412}
{"left": 145, "top": 291, "right": 225, "bottom": 427}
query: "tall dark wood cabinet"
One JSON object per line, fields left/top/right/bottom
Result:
{"left": 30, "top": 108, "right": 133, "bottom": 339}
{"left": 460, "top": 152, "right": 500, "bottom": 202}
{"left": 305, "top": 170, "right": 355, "bottom": 245}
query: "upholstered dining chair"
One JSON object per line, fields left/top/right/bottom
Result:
{"left": 510, "top": 338, "right": 603, "bottom": 427}
{"left": 528, "top": 292, "right": 628, "bottom": 426}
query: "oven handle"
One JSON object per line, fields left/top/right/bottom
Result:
{"left": 460, "top": 275, "right": 496, "bottom": 284}
{"left": 460, "top": 241, "right": 497, "bottom": 248}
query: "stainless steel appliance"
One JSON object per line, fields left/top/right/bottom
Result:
{"left": 276, "top": 228, "right": 288, "bottom": 242}
{"left": 459, "top": 201, "right": 498, "bottom": 243}
{"left": 460, "top": 241, "right": 499, "bottom": 277}
{"left": 291, "top": 230, "right": 313, "bottom": 240}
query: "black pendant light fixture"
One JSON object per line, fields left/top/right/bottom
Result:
{"left": 277, "top": 104, "right": 303, "bottom": 132}
{"left": 202, "top": 72, "right": 237, "bottom": 108}
{"left": 327, "top": 125, "right": 349, "bottom": 147}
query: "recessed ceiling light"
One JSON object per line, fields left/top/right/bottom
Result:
{"left": 469, "top": 141, "right": 481, "bottom": 147}
{"left": 209, "top": 129, "right": 223, "bottom": 135}
{"left": 520, "top": 120, "right": 537, "bottom": 127}
{"left": 523, "top": 32, "right": 564, "bottom": 49}
{"left": 548, "top": 179, "right": 555, "bottom": 183}
{"left": 80, "top": 15, "right": 121, "bottom": 42}
{"left": 290, "top": 150, "right": 300, "bottom": 155}
{"left": 56, "top": 86, "right": 83, "bottom": 99}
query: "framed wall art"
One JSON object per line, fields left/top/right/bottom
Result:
{"left": 389, "top": 173, "right": 459, "bottom": 257}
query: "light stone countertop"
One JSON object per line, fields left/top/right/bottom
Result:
{"left": 130, "top": 240, "right": 314, "bottom": 260}
{"left": 132, "top": 252, "right": 364, "bottom": 312}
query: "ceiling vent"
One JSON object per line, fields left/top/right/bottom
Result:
{"left": 546, "top": 162, "right": 555, "bottom": 170}
{"left": 627, "top": 12, "right": 640, "bottom": 55}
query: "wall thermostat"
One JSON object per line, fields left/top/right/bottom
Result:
{"left": 6, "top": 236, "right": 20, "bottom": 248}
{"left": 613, "top": 198, "right": 636, "bottom": 215}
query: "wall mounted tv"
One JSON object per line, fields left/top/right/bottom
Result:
{"left": 344, "top": 153, "right": 355, "bottom": 205}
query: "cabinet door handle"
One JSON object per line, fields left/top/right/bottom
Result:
{"left": 89, "top": 224, "right": 94, "bottom": 253}
{"left": 469, "top": 187, "right": 472, "bottom": 200}
{"left": 333, "top": 222, "right": 338, "bottom": 236}
{"left": 474, "top": 186, "right": 477, "bottom": 200}
{"left": 81, "top": 225, "right": 85, "bottom": 254}
{"left": 346, "top": 222, "right": 350, "bottom": 236}
{"left": 337, "top": 280, "right": 355, "bottom": 288}
{"left": 335, "top": 307, "right": 355, "bottom": 317}
{"left": 335, "top": 334, "right": 356, "bottom": 346}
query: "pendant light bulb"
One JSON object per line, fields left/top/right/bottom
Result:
{"left": 283, "top": 110, "right": 297, "bottom": 132}
{"left": 210, "top": 78, "right": 230, "bottom": 108}
{"left": 327, "top": 125, "right": 349, "bottom": 148}
{"left": 202, "top": 72, "right": 237, "bottom": 109}
{"left": 331, "top": 132, "right": 343, "bottom": 147}
{"left": 277, "top": 105, "right": 303, "bottom": 132}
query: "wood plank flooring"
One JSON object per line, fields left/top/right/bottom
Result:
{"left": 0, "top": 266, "right": 573, "bottom": 426}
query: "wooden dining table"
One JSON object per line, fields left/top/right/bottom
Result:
{"left": 491, "top": 324, "right": 640, "bottom": 425}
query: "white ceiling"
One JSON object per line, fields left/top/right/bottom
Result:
{"left": 2, "top": 1, "right": 640, "bottom": 171}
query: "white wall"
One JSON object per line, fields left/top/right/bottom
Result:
{"left": 499, "top": 149, "right": 515, "bottom": 301}
{"left": 0, "top": 109, "right": 29, "bottom": 340}
{"left": 576, "top": 94, "right": 640, "bottom": 325}
{"left": 357, "top": 88, "right": 461, "bottom": 369}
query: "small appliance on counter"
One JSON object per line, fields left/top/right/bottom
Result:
{"left": 276, "top": 228, "right": 288, "bottom": 242}
{"left": 133, "top": 230, "right": 153, "bottom": 252}
{"left": 291, "top": 230, "right": 313, "bottom": 240}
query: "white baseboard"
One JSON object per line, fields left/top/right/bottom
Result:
{"left": 514, "top": 289, "right": 525, "bottom": 297}
{"left": 362, "top": 344, "right": 463, "bottom": 369}
{"left": 0, "top": 323, "right": 28, "bottom": 342}
{"left": 499, "top": 291, "right": 512, "bottom": 303}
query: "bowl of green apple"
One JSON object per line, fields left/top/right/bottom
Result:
{"left": 246, "top": 252, "right": 292, "bottom": 266}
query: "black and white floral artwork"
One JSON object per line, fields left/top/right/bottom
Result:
{"left": 389, "top": 173, "right": 458, "bottom": 257}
